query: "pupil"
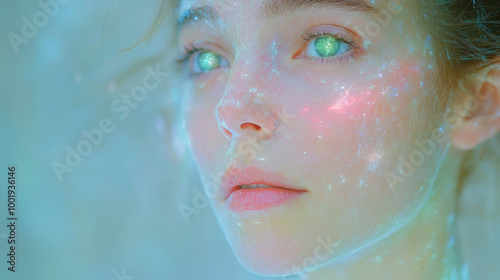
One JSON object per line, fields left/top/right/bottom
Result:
{"left": 198, "top": 52, "right": 220, "bottom": 72}
{"left": 315, "top": 36, "right": 340, "bottom": 57}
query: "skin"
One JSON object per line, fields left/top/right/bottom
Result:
{"left": 175, "top": 0, "right": 500, "bottom": 279}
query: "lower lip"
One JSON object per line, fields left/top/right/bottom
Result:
{"left": 227, "top": 187, "right": 306, "bottom": 212}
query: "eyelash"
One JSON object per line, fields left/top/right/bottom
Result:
{"left": 175, "top": 45, "right": 213, "bottom": 79}
{"left": 176, "top": 30, "right": 359, "bottom": 78}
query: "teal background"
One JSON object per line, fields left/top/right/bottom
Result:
{"left": 0, "top": 0, "right": 266, "bottom": 279}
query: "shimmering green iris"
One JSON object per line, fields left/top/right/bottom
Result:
{"left": 197, "top": 52, "right": 220, "bottom": 72}
{"left": 314, "top": 36, "right": 340, "bottom": 57}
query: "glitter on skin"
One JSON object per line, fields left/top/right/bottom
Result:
{"left": 176, "top": 0, "right": 482, "bottom": 279}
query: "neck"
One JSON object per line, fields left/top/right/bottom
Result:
{"left": 308, "top": 148, "right": 466, "bottom": 280}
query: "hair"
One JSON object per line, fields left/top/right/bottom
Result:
{"left": 415, "top": 0, "right": 500, "bottom": 95}
{"left": 418, "top": 0, "right": 500, "bottom": 70}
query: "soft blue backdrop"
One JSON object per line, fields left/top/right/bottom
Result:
{"left": 0, "top": 1, "right": 266, "bottom": 279}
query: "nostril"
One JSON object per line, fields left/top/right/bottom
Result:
{"left": 240, "top": 122, "right": 273, "bottom": 141}
{"left": 240, "top": 122, "right": 261, "bottom": 131}
{"left": 223, "top": 127, "right": 232, "bottom": 138}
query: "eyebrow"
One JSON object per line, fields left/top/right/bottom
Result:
{"left": 177, "top": 0, "right": 381, "bottom": 33}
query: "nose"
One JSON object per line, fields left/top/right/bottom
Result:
{"left": 215, "top": 90, "right": 279, "bottom": 142}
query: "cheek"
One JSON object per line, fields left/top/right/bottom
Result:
{"left": 183, "top": 68, "right": 231, "bottom": 155}
{"left": 289, "top": 60, "right": 424, "bottom": 165}
{"left": 282, "top": 59, "right": 444, "bottom": 221}
{"left": 184, "top": 97, "right": 223, "bottom": 167}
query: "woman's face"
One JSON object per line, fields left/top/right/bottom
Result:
{"left": 177, "top": 0, "right": 451, "bottom": 275}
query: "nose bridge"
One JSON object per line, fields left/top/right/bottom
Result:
{"left": 215, "top": 51, "right": 279, "bottom": 141}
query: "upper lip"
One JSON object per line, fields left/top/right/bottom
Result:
{"left": 221, "top": 165, "right": 307, "bottom": 200}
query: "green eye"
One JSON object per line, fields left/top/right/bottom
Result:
{"left": 302, "top": 32, "right": 352, "bottom": 62}
{"left": 197, "top": 51, "right": 221, "bottom": 72}
{"left": 314, "top": 36, "right": 340, "bottom": 57}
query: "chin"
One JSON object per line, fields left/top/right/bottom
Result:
{"left": 225, "top": 229, "right": 343, "bottom": 277}
{"left": 233, "top": 246, "right": 306, "bottom": 276}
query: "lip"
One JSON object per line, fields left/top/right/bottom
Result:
{"left": 221, "top": 165, "right": 308, "bottom": 212}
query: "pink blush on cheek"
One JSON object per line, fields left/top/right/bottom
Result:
{"left": 297, "top": 60, "right": 423, "bottom": 116}
{"left": 297, "top": 88, "right": 379, "bottom": 132}
{"left": 292, "top": 62, "right": 426, "bottom": 153}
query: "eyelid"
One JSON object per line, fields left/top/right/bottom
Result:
{"left": 177, "top": 41, "right": 229, "bottom": 62}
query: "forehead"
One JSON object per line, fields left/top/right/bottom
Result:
{"left": 178, "top": 0, "right": 259, "bottom": 28}
{"left": 177, "top": 0, "right": 390, "bottom": 33}
{"left": 178, "top": 0, "right": 388, "bottom": 11}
